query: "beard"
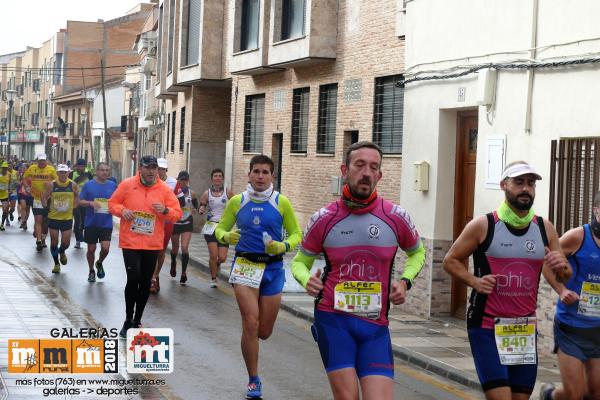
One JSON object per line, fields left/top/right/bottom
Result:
{"left": 506, "top": 192, "right": 534, "bottom": 211}
{"left": 348, "top": 180, "right": 373, "bottom": 199}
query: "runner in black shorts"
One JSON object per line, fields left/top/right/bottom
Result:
{"left": 170, "top": 171, "right": 199, "bottom": 284}
{"left": 198, "top": 168, "right": 233, "bottom": 288}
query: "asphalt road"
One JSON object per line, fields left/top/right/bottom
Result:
{"left": 0, "top": 219, "right": 483, "bottom": 400}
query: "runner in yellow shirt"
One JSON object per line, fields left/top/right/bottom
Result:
{"left": 23, "top": 154, "right": 57, "bottom": 251}
{"left": 0, "top": 162, "right": 11, "bottom": 231}
{"left": 42, "top": 164, "right": 79, "bottom": 273}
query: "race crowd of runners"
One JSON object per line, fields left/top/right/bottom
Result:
{"left": 0, "top": 142, "right": 598, "bottom": 400}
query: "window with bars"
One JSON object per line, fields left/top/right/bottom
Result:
{"left": 373, "top": 74, "right": 404, "bottom": 154}
{"left": 240, "top": 0, "right": 260, "bottom": 51}
{"left": 166, "top": 113, "right": 170, "bottom": 150}
{"left": 281, "top": 0, "right": 306, "bottom": 41}
{"left": 291, "top": 87, "right": 310, "bottom": 153}
{"left": 170, "top": 110, "right": 176, "bottom": 153}
{"left": 549, "top": 137, "right": 600, "bottom": 235}
{"left": 167, "top": 0, "right": 176, "bottom": 73}
{"left": 243, "top": 94, "right": 265, "bottom": 153}
{"left": 179, "top": 107, "right": 186, "bottom": 153}
{"left": 317, "top": 83, "right": 337, "bottom": 154}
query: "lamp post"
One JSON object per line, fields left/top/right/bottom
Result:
{"left": 80, "top": 110, "right": 87, "bottom": 161}
{"left": 5, "top": 89, "right": 16, "bottom": 158}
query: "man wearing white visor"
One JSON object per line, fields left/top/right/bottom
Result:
{"left": 444, "top": 161, "right": 571, "bottom": 399}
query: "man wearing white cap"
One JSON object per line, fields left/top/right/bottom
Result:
{"left": 23, "top": 154, "right": 57, "bottom": 251}
{"left": 42, "top": 164, "right": 79, "bottom": 273}
{"left": 150, "top": 158, "right": 177, "bottom": 293}
{"left": 443, "top": 161, "right": 572, "bottom": 400}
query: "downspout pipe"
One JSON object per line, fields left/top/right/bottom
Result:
{"left": 524, "top": 0, "right": 539, "bottom": 134}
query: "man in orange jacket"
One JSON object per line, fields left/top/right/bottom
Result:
{"left": 108, "top": 155, "right": 182, "bottom": 338}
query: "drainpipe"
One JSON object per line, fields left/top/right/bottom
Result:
{"left": 524, "top": 0, "right": 539, "bottom": 134}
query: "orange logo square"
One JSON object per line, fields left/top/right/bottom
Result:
{"left": 40, "top": 339, "right": 71, "bottom": 373}
{"left": 72, "top": 339, "right": 104, "bottom": 373}
{"left": 8, "top": 339, "right": 39, "bottom": 373}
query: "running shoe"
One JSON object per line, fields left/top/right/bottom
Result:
{"left": 95, "top": 260, "right": 105, "bottom": 279}
{"left": 88, "top": 271, "right": 96, "bottom": 282}
{"left": 59, "top": 252, "right": 67, "bottom": 266}
{"left": 74, "top": 241, "right": 81, "bottom": 249}
{"left": 52, "top": 264, "right": 60, "bottom": 274}
{"left": 210, "top": 278, "right": 218, "bottom": 288}
{"left": 42, "top": 240, "right": 47, "bottom": 248}
{"left": 119, "top": 319, "right": 133, "bottom": 338}
{"left": 36, "top": 240, "right": 43, "bottom": 252}
{"left": 246, "top": 380, "right": 262, "bottom": 399}
{"left": 132, "top": 320, "right": 143, "bottom": 329}
{"left": 180, "top": 273, "right": 187, "bottom": 284}
{"left": 170, "top": 263, "right": 176, "bottom": 277}
{"left": 150, "top": 278, "right": 158, "bottom": 294}
{"left": 0, "top": 225, "right": 4, "bottom": 231}
{"left": 539, "top": 383, "right": 555, "bottom": 400}
{"left": 6, "top": 220, "right": 10, "bottom": 226}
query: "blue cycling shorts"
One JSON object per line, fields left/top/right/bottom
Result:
{"left": 468, "top": 327, "right": 537, "bottom": 394}
{"left": 311, "top": 309, "right": 394, "bottom": 379}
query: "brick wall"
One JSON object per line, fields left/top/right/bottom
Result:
{"left": 230, "top": 0, "right": 405, "bottom": 228}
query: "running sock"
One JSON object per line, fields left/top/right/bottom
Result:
{"left": 50, "top": 246, "right": 59, "bottom": 264}
{"left": 59, "top": 244, "right": 68, "bottom": 254}
{"left": 249, "top": 376, "right": 260, "bottom": 384}
{"left": 170, "top": 252, "right": 177, "bottom": 267}
{"left": 181, "top": 253, "right": 189, "bottom": 273}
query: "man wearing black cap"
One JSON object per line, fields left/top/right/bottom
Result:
{"left": 70, "top": 159, "right": 93, "bottom": 249}
{"left": 108, "top": 156, "right": 182, "bottom": 337}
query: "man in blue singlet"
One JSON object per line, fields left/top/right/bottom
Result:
{"left": 540, "top": 191, "right": 600, "bottom": 400}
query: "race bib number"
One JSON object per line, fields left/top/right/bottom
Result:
{"left": 228, "top": 257, "right": 265, "bottom": 289}
{"left": 53, "top": 199, "right": 71, "bottom": 212}
{"left": 181, "top": 207, "right": 192, "bottom": 220}
{"left": 202, "top": 221, "right": 217, "bottom": 235}
{"left": 94, "top": 198, "right": 109, "bottom": 214}
{"left": 130, "top": 211, "right": 156, "bottom": 236}
{"left": 578, "top": 282, "right": 600, "bottom": 317}
{"left": 0, "top": 183, "right": 7, "bottom": 191}
{"left": 33, "top": 198, "right": 43, "bottom": 209}
{"left": 494, "top": 318, "right": 536, "bottom": 365}
{"left": 334, "top": 281, "right": 382, "bottom": 319}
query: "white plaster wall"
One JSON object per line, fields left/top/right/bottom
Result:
{"left": 92, "top": 86, "right": 125, "bottom": 128}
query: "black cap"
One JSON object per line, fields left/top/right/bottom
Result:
{"left": 140, "top": 155, "right": 158, "bottom": 167}
{"left": 76, "top": 158, "right": 87, "bottom": 166}
{"left": 177, "top": 170, "right": 190, "bottom": 180}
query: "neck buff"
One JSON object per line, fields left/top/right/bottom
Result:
{"left": 140, "top": 174, "right": 156, "bottom": 187}
{"left": 211, "top": 184, "right": 224, "bottom": 193}
{"left": 246, "top": 182, "right": 273, "bottom": 202}
{"left": 497, "top": 201, "right": 534, "bottom": 229}
{"left": 341, "top": 184, "right": 378, "bottom": 210}
{"left": 591, "top": 214, "right": 600, "bottom": 239}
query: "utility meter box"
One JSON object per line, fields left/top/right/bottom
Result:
{"left": 413, "top": 161, "right": 429, "bottom": 191}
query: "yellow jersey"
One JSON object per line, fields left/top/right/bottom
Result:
{"left": 0, "top": 173, "right": 9, "bottom": 199}
{"left": 24, "top": 164, "right": 57, "bottom": 201}
{"left": 48, "top": 179, "right": 75, "bottom": 221}
{"left": 9, "top": 170, "right": 18, "bottom": 194}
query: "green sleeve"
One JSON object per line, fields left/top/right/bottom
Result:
{"left": 291, "top": 250, "right": 317, "bottom": 288}
{"left": 215, "top": 194, "right": 242, "bottom": 243}
{"left": 278, "top": 195, "right": 303, "bottom": 251}
{"left": 400, "top": 240, "right": 426, "bottom": 284}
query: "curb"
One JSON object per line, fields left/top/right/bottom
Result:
{"left": 185, "top": 252, "right": 482, "bottom": 391}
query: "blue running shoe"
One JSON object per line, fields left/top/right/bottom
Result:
{"left": 246, "top": 380, "right": 262, "bottom": 399}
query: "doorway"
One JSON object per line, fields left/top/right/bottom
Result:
{"left": 451, "top": 110, "right": 478, "bottom": 318}
{"left": 272, "top": 133, "right": 283, "bottom": 192}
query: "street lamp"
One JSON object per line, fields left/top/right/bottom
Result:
{"left": 80, "top": 110, "right": 87, "bottom": 161}
{"left": 5, "top": 89, "right": 16, "bottom": 158}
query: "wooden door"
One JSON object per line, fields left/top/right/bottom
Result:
{"left": 451, "top": 111, "right": 478, "bottom": 318}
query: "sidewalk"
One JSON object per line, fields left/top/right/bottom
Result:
{"left": 0, "top": 251, "right": 166, "bottom": 400}
{"left": 184, "top": 235, "right": 562, "bottom": 399}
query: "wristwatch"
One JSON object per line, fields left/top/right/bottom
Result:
{"left": 400, "top": 277, "right": 412, "bottom": 290}
{"left": 162, "top": 207, "right": 169, "bottom": 215}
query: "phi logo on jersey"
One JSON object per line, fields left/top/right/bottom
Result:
{"left": 524, "top": 240, "right": 535, "bottom": 253}
{"left": 368, "top": 224, "right": 380, "bottom": 239}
